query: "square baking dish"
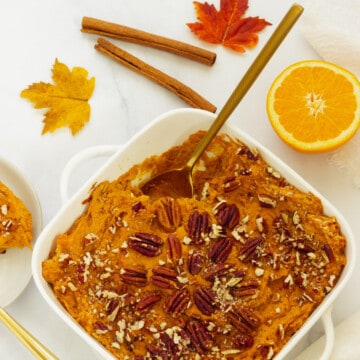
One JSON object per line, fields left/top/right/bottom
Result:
{"left": 32, "top": 108, "right": 356, "bottom": 359}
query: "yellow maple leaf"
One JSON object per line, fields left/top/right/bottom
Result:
{"left": 21, "top": 59, "right": 95, "bottom": 135}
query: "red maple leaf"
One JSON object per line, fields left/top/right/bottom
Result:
{"left": 187, "top": 0, "right": 271, "bottom": 52}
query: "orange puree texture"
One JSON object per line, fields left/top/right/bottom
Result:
{"left": 42, "top": 131, "right": 346, "bottom": 359}
{"left": 0, "top": 182, "right": 32, "bottom": 252}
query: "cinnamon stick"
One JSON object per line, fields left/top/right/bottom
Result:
{"left": 82, "top": 16, "right": 216, "bottom": 66}
{"left": 95, "top": 38, "right": 216, "bottom": 113}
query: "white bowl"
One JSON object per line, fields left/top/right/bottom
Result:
{"left": 32, "top": 108, "right": 356, "bottom": 360}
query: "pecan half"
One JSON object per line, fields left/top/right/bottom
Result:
{"left": 120, "top": 265, "right": 147, "bottom": 286}
{"left": 222, "top": 176, "right": 241, "bottom": 193}
{"left": 186, "top": 318, "right": 213, "bottom": 354}
{"left": 151, "top": 266, "right": 179, "bottom": 289}
{"left": 167, "top": 234, "right": 182, "bottom": 264}
{"left": 232, "top": 279, "right": 260, "bottom": 298}
{"left": 208, "top": 237, "right": 233, "bottom": 263}
{"left": 163, "top": 289, "right": 190, "bottom": 317}
{"left": 215, "top": 202, "right": 240, "bottom": 229}
{"left": 193, "top": 286, "right": 216, "bottom": 316}
{"left": 156, "top": 197, "right": 182, "bottom": 232}
{"left": 128, "top": 232, "right": 163, "bottom": 257}
{"left": 239, "top": 236, "right": 263, "bottom": 263}
{"left": 187, "top": 210, "right": 211, "bottom": 244}
{"left": 226, "top": 306, "right": 260, "bottom": 334}
{"left": 187, "top": 250, "right": 205, "bottom": 275}
{"left": 202, "top": 263, "right": 235, "bottom": 281}
{"left": 135, "top": 292, "right": 162, "bottom": 315}
{"left": 159, "top": 332, "right": 180, "bottom": 359}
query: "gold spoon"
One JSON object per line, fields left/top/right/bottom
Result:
{"left": 141, "top": 3, "right": 303, "bottom": 199}
{"left": 0, "top": 308, "right": 59, "bottom": 359}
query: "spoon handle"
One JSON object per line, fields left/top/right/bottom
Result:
{"left": 0, "top": 307, "right": 59, "bottom": 360}
{"left": 186, "top": 3, "right": 304, "bottom": 170}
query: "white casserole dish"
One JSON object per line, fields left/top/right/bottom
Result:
{"left": 32, "top": 108, "right": 356, "bottom": 360}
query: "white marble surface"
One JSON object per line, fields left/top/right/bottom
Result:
{"left": 0, "top": 0, "right": 359, "bottom": 359}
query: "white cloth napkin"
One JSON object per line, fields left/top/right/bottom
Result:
{"left": 301, "top": 0, "right": 360, "bottom": 187}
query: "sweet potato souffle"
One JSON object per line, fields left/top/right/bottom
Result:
{"left": 42, "top": 131, "right": 346, "bottom": 359}
{"left": 0, "top": 181, "right": 32, "bottom": 253}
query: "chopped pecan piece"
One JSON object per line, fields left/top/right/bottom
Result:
{"left": 258, "top": 345, "right": 274, "bottom": 359}
{"left": 239, "top": 168, "right": 252, "bottom": 176}
{"left": 246, "top": 148, "right": 259, "bottom": 160}
{"left": 161, "top": 329, "right": 189, "bottom": 358}
{"left": 256, "top": 216, "right": 269, "bottom": 234}
{"left": 237, "top": 146, "right": 259, "bottom": 160}
{"left": 215, "top": 202, "right": 240, "bottom": 229}
{"left": 208, "top": 237, "right": 233, "bottom": 263}
{"left": 239, "top": 236, "right": 263, "bottom": 263}
{"left": 135, "top": 292, "right": 162, "bottom": 315}
{"left": 193, "top": 286, "right": 217, "bottom": 316}
{"left": 187, "top": 210, "right": 211, "bottom": 244}
{"left": 146, "top": 344, "right": 170, "bottom": 360}
{"left": 322, "top": 243, "right": 335, "bottom": 262}
{"left": 234, "top": 334, "right": 254, "bottom": 348}
{"left": 120, "top": 265, "right": 147, "bottom": 286}
{"left": 163, "top": 289, "right": 190, "bottom": 317}
{"left": 222, "top": 176, "right": 241, "bottom": 193}
{"left": 93, "top": 321, "right": 109, "bottom": 334}
{"left": 186, "top": 318, "right": 213, "bottom": 354}
{"left": 106, "top": 298, "right": 121, "bottom": 321}
{"left": 292, "top": 238, "right": 315, "bottom": 253}
{"left": 187, "top": 250, "right": 205, "bottom": 275}
{"left": 128, "top": 232, "right": 163, "bottom": 257}
{"left": 156, "top": 197, "right": 182, "bottom": 232}
{"left": 258, "top": 194, "right": 277, "bottom": 208}
{"left": 132, "top": 201, "right": 145, "bottom": 213}
{"left": 121, "top": 293, "right": 137, "bottom": 307}
{"left": 272, "top": 215, "right": 288, "bottom": 231}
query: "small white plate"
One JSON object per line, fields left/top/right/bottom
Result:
{"left": 0, "top": 156, "right": 42, "bottom": 308}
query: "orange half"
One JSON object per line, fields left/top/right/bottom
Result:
{"left": 266, "top": 60, "right": 360, "bottom": 153}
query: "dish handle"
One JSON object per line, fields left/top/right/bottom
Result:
{"left": 294, "top": 305, "right": 334, "bottom": 360}
{"left": 60, "top": 145, "right": 121, "bottom": 205}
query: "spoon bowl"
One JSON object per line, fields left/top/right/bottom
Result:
{"left": 141, "top": 3, "right": 304, "bottom": 199}
{"left": 141, "top": 166, "right": 193, "bottom": 199}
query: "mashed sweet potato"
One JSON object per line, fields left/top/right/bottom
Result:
{"left": 43, "top": 131, "right": 346, "bottom": 359}
{"left": 0, "top": 182, "right": 32, "bottom": 252}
